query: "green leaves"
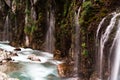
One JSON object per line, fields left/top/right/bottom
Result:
{"left": 82, "top": 49, "right": 88, "bottom": 56}
{"left": 82, "top": 43, "right": 86, "bottom": 48}
{"left": 82, "top": 1, "right": 92, "bottom": 9}
{"left": 24, "top": 22, "right": 37, "bottom": 36}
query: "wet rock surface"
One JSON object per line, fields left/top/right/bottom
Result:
{"left": 57, "top": 63, "right": 74, "bottom": 78}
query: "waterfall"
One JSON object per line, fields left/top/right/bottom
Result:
{"left": 30, "top": 0, "right": 37, "bottom": 21}
{"left": 68, "top": 0, "right": 85, "bottom": 78}
{"left": 45, "top": 5, "right": 55, "bottom": 53}
{"left": 4, "top": 0, "right": 11, "bottom": 7}
{"left": 31, "top": 7, "right": 36, "bottom": 21}
{"left": 96, "top": 12, "right": 120, "bottom": 80}
{"left": 3, "top": 15, "right": 10, "bottom": 43}
{"left": 25, "top": 0, "right": 29, "bottom": 47}
{"left": 110, "top": 19, "right": 120, "bottom": 80}
{"left": 74, "top": 6, "right": 81, "bottom": 77}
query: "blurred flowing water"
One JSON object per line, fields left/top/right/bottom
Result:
{"left": 3, "top": 15, "right": 10, "bottom": 42}
{"left": 96, "top": 12, "right": 120, "bottom": 80}
{"left": 45, "top": 4, "right": 55, "bottom": 53}
{"left": 0, "top": 44, "right": 61, "bottom": 80}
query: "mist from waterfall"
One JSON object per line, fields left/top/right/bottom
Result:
{"left": 96, "top": 12, "right": 120, "bottom": 80}
{"left": 45, "top": 5, "right": 55, "bottom": 53}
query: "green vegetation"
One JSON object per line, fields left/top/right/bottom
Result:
{"left": 24, "top": 21, "right": 37, "bottom": 36}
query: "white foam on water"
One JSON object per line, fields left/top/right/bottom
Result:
{"left": 0, "top": 44, "right": 15, "bottom": 51}
{"left": 25, "top": 63, "right": 56, "bottom": 80}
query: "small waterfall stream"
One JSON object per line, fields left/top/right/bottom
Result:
{"left": 74, "top": 6, "right": 81, "bottom": 77}
{"left": 109, "top": 14, "right": 120, "bottom": 80}
{"left": 96, "top": 12, "right": 120, "bottom": 80}
{"left": 45, "top": 5, "right": 55, "bottom": 53}
{"left": 30, "top": 0, "right": 37, "bottom": 21}
{"left": 72, "top": 0, "right": 86, "bottom": 78}
{"left": 3, "top": 15, "right": 10, "bottom": 42}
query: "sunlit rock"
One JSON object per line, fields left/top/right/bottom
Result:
{"left": 89, "top": 72, "right": 100, "bottom": 80}
{"left": 27, "top": 54, "right": 41, "bottom": 61}
{"left": 54, "top": 50, "right": 62, "bottom": 60}
{"left": 57, "top": 63, "right": 73, "bottom": 77}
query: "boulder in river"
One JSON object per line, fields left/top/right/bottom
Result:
{"left": 27, "top": 54, "right": 41, "bottom": 61}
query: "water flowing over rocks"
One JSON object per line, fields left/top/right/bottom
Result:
{"left": 0, "top": 44, "right": 62, "bottom": 80}
{"left": 0, "top": 71, "right": 19, "bottom": 80}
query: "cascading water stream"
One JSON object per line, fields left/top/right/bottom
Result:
{"left": 45, "top": 5, "right": 55, "bottom": 53}
{"left": 30, "top": 0, "right": 37, "bottom": 21}
{"left": 96, "top": 16, "right": 106, "bottom": 79}
{"left": 68, "top": 0, "right": 85, "bottom": 78}
{"left": 74, "top": 6, "right": 81, "bottom": 77}
{"left": 3, "top": 15, "right": 10, "bottom": 42}
{"left": 109, "top": 18, "right": 120, "bottom": 80}
{"left": 96, "top": 12, "right": 120, "bottom": 79}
